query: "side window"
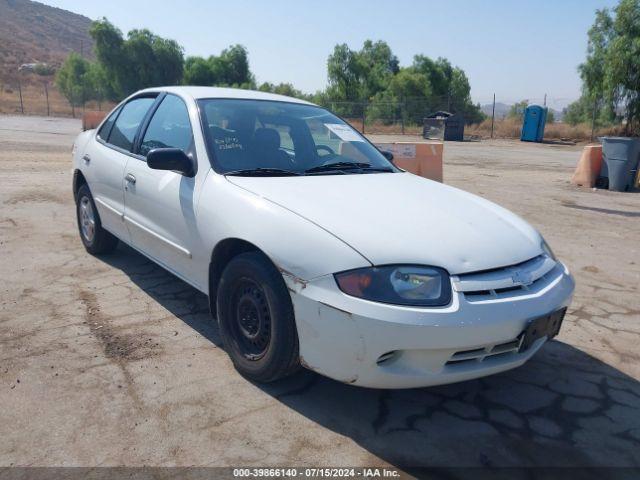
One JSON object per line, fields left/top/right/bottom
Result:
{"left": 107, "top": 97, "right": 155, "bottom": 152}
{"left": 97, "top": 106, "right": 121, "bottom": 141}
{"left": 140, "top": 95, "right": 192, "bottom": 157}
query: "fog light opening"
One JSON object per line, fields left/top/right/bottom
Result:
{"left": 376, "top": 350, "right": 399, "bottom": 365}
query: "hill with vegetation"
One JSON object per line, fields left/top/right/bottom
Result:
{"left": 0, "top": 0, "right": 93, "bottom": 86}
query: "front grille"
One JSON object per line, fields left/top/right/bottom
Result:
{"left": 453, "top": 255, "right": 560, "bottom": 302}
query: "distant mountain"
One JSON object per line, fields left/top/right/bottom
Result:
{"left": 0, "top": 0, "right": 94, "bottom": 85}
{"left": 480, "top": 102, "right": 564, "bottom": 122}
{"left": 480, "top": 102, "right": 511, "bottom": 119}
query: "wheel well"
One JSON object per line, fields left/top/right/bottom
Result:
{"left": 73, "top": 170, "right": 87, "bottom": 201}
{"left": 208, "top": 238, "right": 262, "bottom": 315}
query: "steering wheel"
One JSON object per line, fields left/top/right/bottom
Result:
{"left": 316, "top": 145, "right": 335, "bottom": 156}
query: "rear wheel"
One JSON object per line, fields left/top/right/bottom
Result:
{"left": 76, "top": 184, "right": 118, "bottom": 254}
{"left": 217, "top": 251, "right": 300, "bottom": 382}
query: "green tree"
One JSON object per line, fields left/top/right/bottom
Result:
{"left": 183, "top": 56, "right": 215, "bottom": 85}
{"left": 257, "top": 82, "right": 311, "bottom": 100}
{"left": 508, "top": 100, "right": 529, "bottom": 119}
{"left": 326, "top": 43, "right": 365, "bottom": 103}
{"left": 55, "top": 53, "right": 93, "bottom": 117}
{"left": 183, "top": 45, "right": 254, "bottom": 87}
{"left": 568, "top": 0, "right": 640, "bottom": 132}
{"left": 90, "top": 18, "right": 184, "bottom": 99}
{"left": 369, "top": 69, "right": 432, "bottom": 124}
{"left": 411, "top": 55, "right": 484, "bottom": 123}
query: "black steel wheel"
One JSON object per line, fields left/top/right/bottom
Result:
{"left": 231, "top": 278, "right": 271, "bottom": 360}
{"left": 217, "top": 251, "right": 300, "bottom": 382}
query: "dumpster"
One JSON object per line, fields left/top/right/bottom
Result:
{"left": 520, "top": 105, "right": 547, "bottom": 142}
{"left": 424, "top": 111, "right": 464, "bottom": 141}
{"left": 601, "top": 137, "right": 640, "bottom": 192}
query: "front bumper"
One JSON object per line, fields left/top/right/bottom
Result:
{"left": 288, "top": 262, "right": 575, "bottom": 389}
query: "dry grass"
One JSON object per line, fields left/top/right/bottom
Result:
{"left": 0, "top": 83, "right": 114, "bottom": 118}
{"left": 467, "top": 117, "right": 625, "bottom": 142}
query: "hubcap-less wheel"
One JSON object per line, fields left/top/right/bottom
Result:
{"left": 79, "top": 196, "right": 96, "bottom": 243}
{"left": 232, "top": 278, "right": 271, "bottom": 360}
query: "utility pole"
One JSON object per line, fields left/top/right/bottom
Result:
{"left": 17, "top": 78, "right": 24, "bottom": 114}
{"left": 491, "top": 93, "right": 496, "bottom": 139}
{"left": 44, "top": 81, "right": 50, "bottom": 116}
{"left": 543, "top": 93, "right": 547, "bottom": 106}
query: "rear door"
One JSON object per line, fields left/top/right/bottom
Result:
{"left": 85, "top": 96, "right": 156, "bottom": 241}
{"left": 122, "top": 94, "right": 203, "bottom": 288}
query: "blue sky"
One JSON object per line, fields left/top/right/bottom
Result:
{"left": 42, "top": 0, "right": 619, "bottom": 108}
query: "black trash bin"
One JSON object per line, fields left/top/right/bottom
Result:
{"left": 601, "top": 137, "right": 640, "bottom": 192}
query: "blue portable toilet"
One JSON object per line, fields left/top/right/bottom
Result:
{"left": 521, "top": 104, "right": 548, "bottom": 142}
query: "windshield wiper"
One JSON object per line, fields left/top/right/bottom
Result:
{"left": 305, "top": 162, "right": 394, "bottom": 174}
{"left": 225, "top": 168, "right": 302, "bottom": 177}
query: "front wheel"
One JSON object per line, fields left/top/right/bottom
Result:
{"left": 217, "top": 251, "right": 300, "bottom": 382}
{"left": 76, "top": 184, "right": 119, "bottom": 255}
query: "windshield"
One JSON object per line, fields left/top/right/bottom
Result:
{"left": 198, "top": 99, "right": 397, "bottom": 175}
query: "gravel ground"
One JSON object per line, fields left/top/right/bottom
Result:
{"left": 1, "top": 115, "right": 639, "bottom": 470}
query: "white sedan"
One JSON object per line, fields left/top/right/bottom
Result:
{"left": 72, "top": 86, "right": 574, "bottom": 389}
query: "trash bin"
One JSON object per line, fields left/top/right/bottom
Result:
{"left": 422, "top": 118, "right": 445, "bottom": 140}
{"left": 424, "top": 111, "right": 464, "bottom": 141}
{"left": 601, "top": 137, "right": 640, "bottom": 192}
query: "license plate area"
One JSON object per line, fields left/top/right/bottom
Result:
{"left": 518, "top": 308, "right": 566, "bottom": 352}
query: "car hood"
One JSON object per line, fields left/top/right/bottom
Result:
{"left": 226, "top": 172, "right": 543, "bottom": 275}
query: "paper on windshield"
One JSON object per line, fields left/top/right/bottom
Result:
{"left": 324, "top": 123, "right": 364, "bottom": 142}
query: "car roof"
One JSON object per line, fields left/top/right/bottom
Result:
{"left": 137, "top": 86, "right": 315, "bottom": 106}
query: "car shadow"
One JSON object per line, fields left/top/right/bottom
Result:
{"left": 99, "top": 243, "right": 640, "bottom": 469}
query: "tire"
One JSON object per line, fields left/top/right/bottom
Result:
{"left": 76, "top": 184, "right": 119, "bottom": 255}
{"left": 217, "top": 251, "right": 300, "bottom": 382}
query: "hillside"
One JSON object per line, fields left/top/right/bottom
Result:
{"left": 0, "top": 0, "right": 94, "bottom": 86}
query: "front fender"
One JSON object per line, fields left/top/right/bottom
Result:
{"left": 198, "top": 174, "right": 371, "bottom": 285}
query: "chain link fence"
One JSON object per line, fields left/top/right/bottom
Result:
{"left": 0, "top": 80, "right": 113, "bottom": 118}
{"left": 316, "top": 95, "right": 481, "bottom": 136}
{"left": 1, "top": 81, "right": 627, "bottom": 142}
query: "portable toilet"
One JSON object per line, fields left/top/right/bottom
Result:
{"left": 520, "top": 104, "right": 547, "bottom": 142}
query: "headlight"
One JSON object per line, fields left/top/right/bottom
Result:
{"left": 334, "top": 265, "right": 452, "bottom": 307}
{"left": 541, "top": 239, "right": 557, "bottom": 261}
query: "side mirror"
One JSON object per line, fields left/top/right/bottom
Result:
{"left": 381, "top": 150, "right": 394, "bottom": 163}
{"left": 147, "top": 148, "right": 194, "bottom": 177}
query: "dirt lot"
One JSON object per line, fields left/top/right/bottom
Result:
{"left": 1, "top": 115, "right": 639, "bottom": 470}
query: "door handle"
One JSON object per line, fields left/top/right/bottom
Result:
{"left": 82, "top": 154, "right": 91, "bottom": 163}
{"left": 125, "top": 173, "right": 136, "bottom": 184}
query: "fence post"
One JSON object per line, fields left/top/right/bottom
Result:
{"left": 491, "top": 93, "right": 496, "bottom": 139}
{"left": 44, "top": 82, "right": 50, "bottom": 116}
{"left": 361, "top": 102, "right": 366, "bottom": 134}
{"left": 18, "top": 79, "right": 24, "bottom": 114}
{"left": 400, "top": 102, "right": 405, "bottom": 135}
